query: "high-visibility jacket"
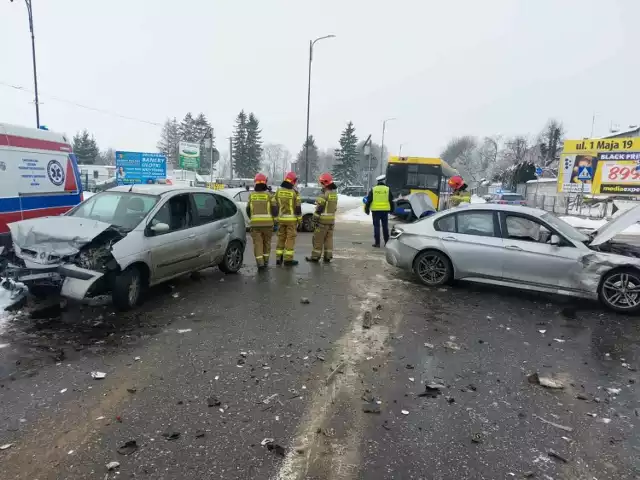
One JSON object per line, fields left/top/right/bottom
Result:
{"left": 248, "top": 191, "right": 275, "bottom": 227}
{"left": 370, "top": 185, "right": 391, "bottom": 211}
{"left": 314, "top": 190, "right": 338, "bottom": 225}
{"left": 275, "top": 187, "right": 301, "bottom": 225}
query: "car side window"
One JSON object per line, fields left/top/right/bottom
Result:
{"left": 217, "top": 195, "right": 238, "bottom": 218}
{"left": 505, "top": 215, "right": 551, "bottom": 243}
{"left": 435, "top": 215, "right": 456, "bottom": 233}
{"left": 236, "top": 191, "right": 251, "bottom": 202}
{"left": 149, "top": 194, "right": 194, "bottom": 234}
{"left": 192, "top": 193, "right": 223, "bottom": 225}
{"left": 456, "top": 212, "right": 495, "bottom": 237}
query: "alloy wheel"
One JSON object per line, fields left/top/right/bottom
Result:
{"left": 226, "top": 245, "right": 242, "bottom": 270}
{"left": 602, "top": 272, "right": 640, "bottom": 309}
{"left": 417, "top": 254, "right": 448, "bottom": 285}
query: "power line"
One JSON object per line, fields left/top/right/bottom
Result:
{"left": 0, "top": 80, "right": 163, "bottom": 127}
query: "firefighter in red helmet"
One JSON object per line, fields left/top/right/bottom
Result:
{"left": 247, "top": 173, "right": 277, "bottom": 270}
{"left": 274, "top": 171, "right": 302, "bottom": 266}
{"left": 306, "top": 172, "right": 338, "bottom": 263}
{"left": 448, "top": 175, "right": 467, "bottom": 194}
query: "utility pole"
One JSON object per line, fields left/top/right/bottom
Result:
{"left": 379, "top": 118, "right": 396, "bottom": 176}
{"left": 11, "top": 0, "right": 40, "bottom": 128}
{"left": 363, "top": 134, "right": 373, "bottom": 191}
{"left": 228, "top": 136, "right": 233, "bottom": 181}
{"left": 304, "top": 34, "right": 336, "bottom": 186}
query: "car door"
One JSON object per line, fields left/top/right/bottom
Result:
{"left": 145, "top": 194, "right": 200, "bottom": 281}
{"left": 191, "top": 192, "right": 231, "bottom": 266}
{"left": 233, "top": 190, "right": 251, "bottom": 224}
{"left": 499, "top": 212, "right": 582, "bottom": 288}
{"left": 434, "top": 210, "right": 504, "bottom": 279}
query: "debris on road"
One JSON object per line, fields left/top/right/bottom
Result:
{"left": 606, "top": 387, "right": 621, "bottom": 395}
{"left": 418, "top": 383, "right": 444, "bottom": 398}
{"left": 547, "top": 449, "right": 568, "bottom": 463}
{"left": 60, "top": 388, "right": 67, "bottom": 394}
{"left": 162, "top": 431, "right": 181, "bottom": 440}
{"left": 527, "top": 372, "right": 564, "bottom": 389}
{"left": 576, "top": 394, "right": 589, "bottom": 401}
{"left": 532, "top": 414, "right": 574, "bottom": 432}
{"left": 106, "top": 461, "right": 120, "bottom": 471}
{"left": 1, "top": 443, "right": 13, "bottom": 450}
{"left": 362, "top": 311, "right": 373, "bottom": 329}
{"left": 523, "top": 471, "right": 535, "bottom": 478}
{"left": 177, "top": 329, "right": 192, "bottom": 334}
{"left": 117, "top": 440, "right": 138, "bottom": 456}
{"left": 261, "top": 438, "right": 275, "bottom": 446}
{"left": 376, "top": 304, "right": 382, "bottom": 311}
{"left": 405, "top": 364, "right": 415, "bottom": 369}
{"left": 444, "top": 340, "right": 460, "bottom": 351}
{"left": 262, "top": 393, "right": 279, "bottom": 405}
{"left": 207, "top": 396, "right": 221, "bottom": 407}
{"left": 363, "top": 402, "right": 381, "bottom": 414}
{"left": 538, "top": 330, "right": 547, "bottom": 334}
{"left": 408, "top": 377, "right": 415, "bottom": 382}
{"left": 424, "top": 342, "right": 434, "bottom": 348}
{"left": 195, "top": 430, "right": 206, "bottom": 438}
{"left": 266, "top": 442, "right": 286, "bottom": 457}
{"left": 553, "top": 338, "right": 566, "bottom": 343}
{"left": 471, "top": 433, "right": 483, "bottom": 444}
{"left": 300, "top": 297, "right": 310, "bottom": 304}
{"left": 91, "top": 371, "right": 107, "bottom": 380}
{"left": 126, "top": 387, "right": 137, "bottom": 394}
{"left": 401, "top": 409, "right": 409, "bottom": 415}
{"left": 326, "top": 362, "right": 345, "bottom": 385}
{"left": 134, "top": 356, "right": 141, "bottom": 362}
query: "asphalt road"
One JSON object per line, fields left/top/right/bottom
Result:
{"left": 0, "top": 222, "right": 638, "bottom": 480}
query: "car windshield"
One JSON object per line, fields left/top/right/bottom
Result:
{"left": 300, "top": 187, "right": 321, "bottom": 197}
{"left": 541, "top": 212, "right": 589, "bottom": 243}
{"left": 502, "top": 194, "right": 524, "bottom": 201}
{"left": 68, "top": 191, "right": 159, "bottom": 230}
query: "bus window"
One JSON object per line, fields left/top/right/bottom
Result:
{"left": 407, "top": 164, "right": 440, "bottom": 189}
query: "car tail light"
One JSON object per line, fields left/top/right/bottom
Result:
{"left": 520, "top": 201, "right": 527, "bottom": 205}
{"left": 498, "top": 200, "right": 507, "bottom": 204}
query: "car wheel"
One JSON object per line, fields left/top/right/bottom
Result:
{"left": 301, "top": 215, "right": 314, "bottom": 232}
{"left": 598, "top": 268, "right": 640, "bottom": 313}
{"left": 219, "top": 241, "right": 244, "bottom": 274}
{"left": 112, "top": 265, "right": 143, "bottom": 311}
{"left": 413, "top": 250, "right": 453, "bottom": 287}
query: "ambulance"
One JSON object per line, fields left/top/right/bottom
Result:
{"left": 0, "top": 123, "right": 83, "bottom": 247}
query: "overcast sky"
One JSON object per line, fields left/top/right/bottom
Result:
{"left": 1, "top": 0, "right": 638, "bottom": 158}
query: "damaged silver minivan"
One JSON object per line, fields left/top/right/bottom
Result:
{"left": 1, "top": 185, "right": 246, "bottom": 310}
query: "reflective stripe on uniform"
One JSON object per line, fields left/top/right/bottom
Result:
{"left": 276, "top": 249, "right": 284, "bottom": 255}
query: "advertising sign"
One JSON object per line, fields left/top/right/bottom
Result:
{"left": 557, "top": 137, "right": 640, "bottom": 195}
{"left": 179, "top": 141, "right": 200, "bottom": 169}
{"left": 115, "top": 151, "right": 167, "bottom": 185}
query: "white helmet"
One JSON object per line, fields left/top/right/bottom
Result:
{"left": 376, "top": 174, "right": 386, "bottom": 182}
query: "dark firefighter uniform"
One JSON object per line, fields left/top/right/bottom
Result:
{"left": 246, "top": 186, "right": 277, "bottom": 269}
{"left": 275, "top": 173, "right": 302, "bottom": 266}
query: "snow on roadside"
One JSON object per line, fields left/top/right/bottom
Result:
{"left": 338, "top": 207, "right": 370, "bottom": 223}
{"left": 0, "top": 285, "right": 15, "bottom": 336}
{"left": 470, "top": 194, "right": 487, "bottom": 204}
{"left": 337, "top": 194, "right": 365, "bottom": 213}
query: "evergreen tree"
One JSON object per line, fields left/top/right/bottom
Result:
{"left": 245, "top": 113, "right": 263, "bottom": 177}
{"left": 179, "top": 112, "right": 197, "bottom": 142}
{"left": 295, "top": 135, "right": 319, "bottom": 183}
{"left": 72, "top": 129, "right": 100, "bottom": 164}
{"left": 332, "top": 122, "right": 359, "bottom": 185}
{"left": 194, "top": 113, "right": 215, "bottom": 173}
{"left": 232, "top": 110, "right": 250, "bottom": 177}
{"left": 157, "top": 117, "right": 180, "bottom": 167}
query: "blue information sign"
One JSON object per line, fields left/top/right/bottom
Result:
{"left": 115, "top": 151, "right": 167, "bottom": 185}
{"left": 535, "top": 167, "right": 543, "bottom": 177}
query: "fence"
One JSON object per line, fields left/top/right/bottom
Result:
{"left": 526, "top": 193, "right": 612, "bottom": 219}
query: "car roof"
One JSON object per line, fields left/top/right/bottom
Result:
{"left": 108, "top": 185, "right": 223, "bottom": 196}
{"left": 448, "top": 203, "right": 546, "bottom": 217}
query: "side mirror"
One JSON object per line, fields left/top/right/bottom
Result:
{"left": 550, "top": 234, "right": 561, "bottom": 245}
{"left": 150, "top": 222, "right": 170, "bottom": 234}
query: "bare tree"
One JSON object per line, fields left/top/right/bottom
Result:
{"left": 440, "top": 136, "right": 481, "bottom": 183}
{"left": 263, "top": 143, "right": 285, "bottom": 180}
{"left": 537, "top": 119, "right": 564, "bottom": 169}
{"left": 218, "top": 151, "right": 231, "bottom": 179}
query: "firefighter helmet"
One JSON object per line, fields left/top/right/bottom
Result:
{"left": 254, "top": 173, "right": 268, "bottom": 185}
{"left": 284, "top": 171, "right": 298, "bottom": 184}
{"left": 448, "top": 175, "right": 464, "bottom": 191}
{"left": 318, "top": 172, "right": 333, "bottom": 186}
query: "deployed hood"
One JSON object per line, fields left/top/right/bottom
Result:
{"left": 407, "top": 193, "right": 436, "bottom": 219}
{"left": 8, "top": 216, "right": 114, "bottom": 262}
{"left": 590, "top": 204, "right": 640, "bottom": 246}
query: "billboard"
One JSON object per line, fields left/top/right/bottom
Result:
{"left": 115, "top": 151, "right": 167, "bottom": 185}
{"left": 558, "top": 137, "right": 640, "bottom": 195}
{"left": 179, "top": 141, "right": 200, "bottom": 169}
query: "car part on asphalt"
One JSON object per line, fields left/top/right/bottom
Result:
{"left": 116, "top": 440, "right": 138, "bottom": 456}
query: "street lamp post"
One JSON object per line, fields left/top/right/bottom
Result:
{"left": 379, "top": 118, "right": 396, "bottom": 176}
{"left": 304, "top": 34, "right": 335, "bottom": 186}
{"left": 11, "top": 0, "right": 40, "bottom": 128}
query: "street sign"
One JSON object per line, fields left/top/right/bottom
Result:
{"left": 179, "top": 141, "right": 200, "bottom": 169}
{"left": 115, "top": 151, "right": 167, "bottom": 185}
{"left": 535, "top": 167, "right": 543, "bottom": 176}
{"left": 577, "top": 166, "right": 593, "bottom": 181}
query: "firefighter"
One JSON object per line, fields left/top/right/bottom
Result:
{"left": 306, "top": 172, "right": 338, "bottom": 263}
{"left": 274, "top": 171, "right": 302, "bottom": 266}
{"left": 365, "top": 174, "right": 394, "bottom": 247}
{"left": 246, "top": 173, "right": 278, "bottom": 270}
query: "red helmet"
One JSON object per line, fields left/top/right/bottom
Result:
{"left": 254, "top": 173, "right": 268, "bottom": 185}
{"left": 284, "top": 171, "right": 298, "bottom": 184}
{"left": 448, "top": 175, "right": 464, "bottom": 190}
{"left": 319, "top": 172, "right": 333, "bottom": 186}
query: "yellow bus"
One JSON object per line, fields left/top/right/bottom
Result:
{"left": 385, "top": 156, "right": 459, "bottom": 211}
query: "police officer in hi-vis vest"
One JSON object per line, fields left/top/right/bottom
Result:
{"left": 365, "top": 174, "right": 394, "bottom": 247}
